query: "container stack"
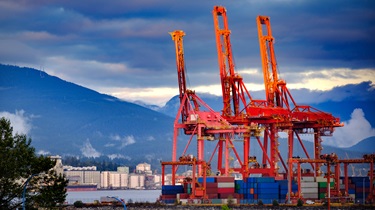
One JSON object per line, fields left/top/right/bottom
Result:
{"left": 351, "top": 177, "right": 370, "bottom": 202}
{"left": 217, "top": 176, "right": 236, "bottom": 199}
{"left": 276, "top": 179, "right": 298, "bottom": 203}
{"left": 300, "top": 176, "right": 318, "bottom": 200}
{"left": 237, "top": 177, "right": 280, "bottom": 204}
{"left": 161, "top": 185, "right": 184, "bottom": 204}
{"left": 316, "top": 177, "right": 334, "bottom": 200}
{"left": 161, "top": 175, "right": 372, "bottom": 204}
{"left": 198, "top": 177, "right": 218, "bottom": 200}
{"left": 197, "top": 176, "right": 238, "bottom": 204}
{"left": 338, "top": 177, "right": 356, "bottom": 201}
{"left": 257, "top": 179, "right": 280, "bottom": 204}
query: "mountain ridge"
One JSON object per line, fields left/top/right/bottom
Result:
{"left": 1, "top": 64, "right": 374, "bottom": 170}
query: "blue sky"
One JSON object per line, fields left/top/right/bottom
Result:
{"left": 0, "top": 0, "right": 374, "bottom": 106}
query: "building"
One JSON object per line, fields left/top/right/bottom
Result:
{"left": 49, "top": 155, "right": 63, "bottom": 175}
{"left": 136, "top": 163, "right": 152, "bottom": 174}
{"left": 101, "top": 171, "right": 129, "bottom": 189}
{"left": 64, "top": 170, "right": 100, "bottom": 188}
{"left": 128, "top": 174, "right": 145, "bottom": 189}
{"left": 117, "top": 166, "right": 130, "bottom": 174}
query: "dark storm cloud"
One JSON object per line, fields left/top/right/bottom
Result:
{"left": 0, "top": 0, "right": 374, "bottom": 103}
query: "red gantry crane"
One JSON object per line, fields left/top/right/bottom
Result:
{"left": 164, "top": 7, "right": 346, "bottom": 203}
{"left": 168, "top": 30, "right": 262, "bottom": 181}
{"left": 213, "top": 6, "right": 293, "bottom": 178}
{"left": 256, "top": 15, "right": 343, "bottom": 175}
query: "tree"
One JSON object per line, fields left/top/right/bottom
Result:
{"left": 0, "top": 117, "right": 68, "bottom": 209}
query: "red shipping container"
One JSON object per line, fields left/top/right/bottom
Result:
{"left": 254, "top": 194, "right": 258, "bottom": 199}
{"left": 218, "top": 187, "right": 235, "bottom": 194}
{"left": 249, "top": 188, "right": 254, "bottom": 194}
{"left": 206, "top": 182, "right": 218, "bottom": 188}
{"left": 319, "top": 188, "right": 327, "bottom": 193}
{"left": 207, "top": 193, "right": 218, "bottom": 199}
{"left": 178, "top": 193, "right": 190, "bottom": 199}
{"left": 218, "top": 193, "right": 234, "bottom": 199}
{"left": 206, "top": 187, "right": 219, "bottom": 194}
{"left": 195, "top": 189, "right": 204, "bottom": 197}
{"left": 216, "top": 176, "right": 235, "bottom": 182}
{"left": 161, "top": 195, "right": 176, "bottom": 199}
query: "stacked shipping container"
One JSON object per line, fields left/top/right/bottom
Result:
{"left": 160, "top": 176, "right": 373, "bottom": 204}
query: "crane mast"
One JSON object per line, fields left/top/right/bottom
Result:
{"left": 257, "top": 16, "right": 281, "bottom": 107}
{"left": 213, "top": 6, "right": 242, "bottom": 119}
{"left": 256, "top": 15, "right": 343, "bottom": 176}
{"left": 170, "top": 30, "right": 189, "bottom": 122}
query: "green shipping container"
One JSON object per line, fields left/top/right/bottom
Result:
{"left": 318, "top": 182, "right": 334, "bottom": 188}
{"left": 319, "top": 193, "right": 326, "bottom": 199}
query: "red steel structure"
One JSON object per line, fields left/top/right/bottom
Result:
{"left": 290, "top": 154, "right": 375, "bottom": 204}
{"left": 213, "top": 5, "right": 293, "bottom": 178}
{"left": 167, "top": 6, "right": 347, "bottom": 198}
{"left": 169, "top": 30, "right": 262, "bottom": 178}
{"left": 256, "top": 15, "right": 343, "bottom": 177}
{"left": 162, "top": 7, "right": 375, "bottom": 207}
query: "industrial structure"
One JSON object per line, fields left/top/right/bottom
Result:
{"left": 160, "top": 6, "right": 374, "bottom": 206}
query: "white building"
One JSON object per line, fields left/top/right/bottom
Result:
{"left": 49, "top": 155, "right": 63, "bottom": 175}
{"left": 64, "top": 170, "right": 100, "bottom": 187}
{"left": 101, "top": 171, "right": 129, "bottom": 189}
{"left": 128, "top": 174, "right": 145, "bottom": 189}
{"left": 117, "top": 166, "right": 130, "bottom": 174}
{"left": 136, "top": 163, "right": 152, "bottom": 174}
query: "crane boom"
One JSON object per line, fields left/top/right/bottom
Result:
{"left": 170, "top": 30, "right": 189, "bottom": 122}
{"left": 213, "top": 6, "right": 240, "bottom": 118}
{"left": 257, "top": 16, "right": 280, "bottom": 107}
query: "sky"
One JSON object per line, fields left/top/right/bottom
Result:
{"left": 0, "top": 1, "right": 375, "bottom": 150}
{"left": 0, "top": 0, "right": 374, "bottom": 106}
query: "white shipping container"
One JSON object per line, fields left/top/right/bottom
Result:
{"left": 179, "top": 199, "right": 188, "bottom": 204}
{"left": 301, "top": 177, "right": 315, "bottom": 182}
{"left": 301, "top": 182, "right": 318, "bottom": 188}
{"left": 316, "top": 177, "right": 327, "bottom": 182}
{"left": 301, "top": 187, "right": 319, "bottom": 193}
{"left": 221, "top": 199, "right": 237, "bottom": 204}
{"left": 316, "top": 177, "right": 336, "bottom": 183}
{"left": 302, "top": 193, "right": 318, "bottom": 199}
{"left": 218, "top": 182, "right": 235, "bottom": 188}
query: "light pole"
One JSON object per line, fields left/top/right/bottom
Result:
{"left": 107, "top": 196, "right": 127, "bottom": 210}
{"left": 22, "top": 173, "right": 39, "bottom": 210}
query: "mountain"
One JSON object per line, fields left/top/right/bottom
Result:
{"left": 159, "top": 82, "right": 375, "bottom": 125}
{"left": 1, "top": 64, "right": 374, "bottom": 173}
{"left": 345, "top": 136, "right": 375, "bottom": 154}
{"left": 0, "top": 64, "right": 176, "bottom": 168}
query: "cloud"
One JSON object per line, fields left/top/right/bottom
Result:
{"left": 325, "top": 109, "right": 375, "bottom": 148}
{"left": 277, "top": 108, "right": 375, "bottom": 148}
{"left": 0, "top": 110, "right": 32, "bottom": 135}
{"left": 0, "top": 1, "right": 374, "bottom": 106}
{"left": 80, "top": 139, "right": 101, "bottom": 158}
{"left": 146, "top": 136, "right": 155, "bottom": 141}
{"left": 37, "top": 150, "right": 50, "bottom": 155}
{"left": 107, "top": 154, "right": 131, "bottom": 160}
{"left": 110, "top": 134, "right": 136, "bottom": 148}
